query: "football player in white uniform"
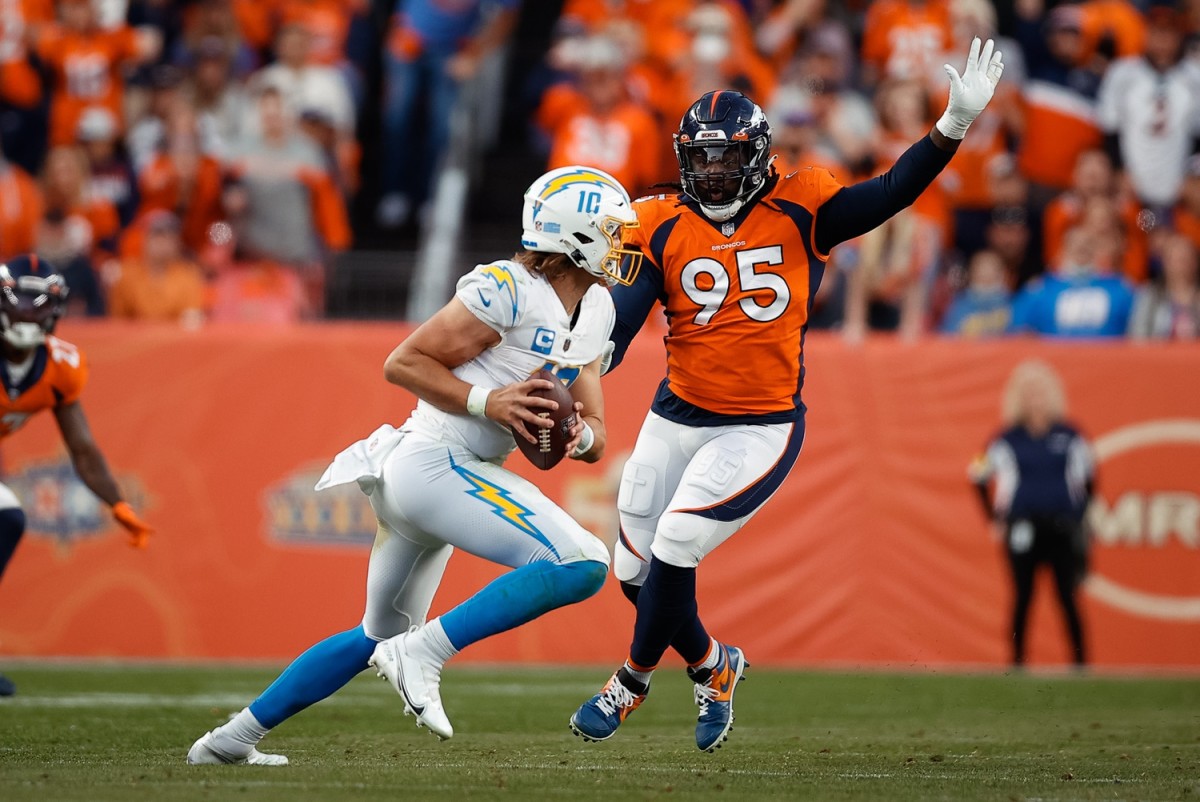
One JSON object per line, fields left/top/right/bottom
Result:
{"left": 188, "top": 166, "right": 641, "bottom": 765}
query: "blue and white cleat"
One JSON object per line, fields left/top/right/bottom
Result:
{"left": 369, "top": 631, "right": 454, "bottom": 740}
{"left": 686, "top": 643, "right": 748, "bottom": 752}
{"left": 569, "top": 669, "right": 647, "bottom": 742}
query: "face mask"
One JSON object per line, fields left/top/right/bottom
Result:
{"left": 2, "top": 321, "right": 45, "bottom": 350}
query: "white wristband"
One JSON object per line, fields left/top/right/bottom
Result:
{"left": 466, "top": 385, "right": 491, "bottom": 418}
{"left": 571, "top": 421, "right": 595, "bottom": 458}
{"left": 935, "top": 110, "right": 970, "bottom": 140}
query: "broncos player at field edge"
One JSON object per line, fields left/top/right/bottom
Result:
{"left": 0, "top": 255, "right": 154, "bottom": 697}
{"left": 569, "top": 39, "right": 1005, "bottom": 751}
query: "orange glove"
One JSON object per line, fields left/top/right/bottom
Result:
{"left": 113, "top": 501, "right": 153, "bottom": 549}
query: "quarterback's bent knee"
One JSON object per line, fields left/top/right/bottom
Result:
{"left": 554, "top": 559, "right": 608, "bottom": 603}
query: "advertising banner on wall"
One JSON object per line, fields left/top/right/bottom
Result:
{"left": 0, "top": 324, "right": 1195, "bottom": 668}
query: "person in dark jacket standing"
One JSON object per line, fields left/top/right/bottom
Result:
{"left": 971, "top": 359, "right": 1094, "bottom": 667}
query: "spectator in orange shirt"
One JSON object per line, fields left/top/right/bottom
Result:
{"left": 129, "top": 114, "right": 226, "bottom": 259}
{"left": 0, "top": 142, "right": 44, "bottom": 260}
{"left": 109, "top": 210, "right": 207, "bottom": 324}
{"left": 0, "top": 0, "right": 54, "bottom": 172}
{"left": 658, "top": 2, "right": 776, "bottom": 122}
{"left": 34, "top": 0, "right": 161, "bottom": 147}
{"left": 276, "top": 0, "right": 366, "bottom": 69}
{"left": 861, "top": 0, "right": 954, "bottom": 86}
{"left": 536, "top": 36, "right": 660, "bottom": 199}
{"left": 40, "top": 145, "right": 120, "bottom": 265}
{"left": 1079, "top": 0, "right": 1146, "bottom": 63}
{"left": 1013, "top": 2, "right": 1105, "bottom": 197}
{"left": 1043, "top": 149, "right": 1149, "bottom": 283}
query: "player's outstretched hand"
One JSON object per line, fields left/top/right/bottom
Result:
{"left": 936, "top": 36, "right": 1004, "bottom": 140}
{"left": 487, "top": 378, "right": 558, "bottom": 445}
{"left": 113, "top": 501, "right": 153, "bottom": 549}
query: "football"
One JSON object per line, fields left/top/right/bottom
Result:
{"left": 512, "top": 369, "right": 577, "bottom": 471}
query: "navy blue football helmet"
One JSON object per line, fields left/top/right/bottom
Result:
{"left": 0, "top": 255, "right": 68, "bottom": 350}
{"left": 674, "top": 90, "right": 772, "bottom": 221}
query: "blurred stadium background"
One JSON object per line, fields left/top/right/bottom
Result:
{"left": 0, "top": 0, "right": 1198, "bottom": 796}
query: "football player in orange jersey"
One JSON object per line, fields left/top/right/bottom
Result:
{"left": 571, "top": 39, "right": 1005, "bottom": 751}
{"left": 0, "top": 255, "right": 153, "bottom": 696}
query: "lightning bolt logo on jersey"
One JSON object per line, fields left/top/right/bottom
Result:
{"left": 448, "top": 453, "right": 560, "bottom": 558}
{"left": 403, "top": 259, "right": 616, "bottom": 461}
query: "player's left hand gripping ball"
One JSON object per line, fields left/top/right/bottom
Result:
{"left": 113, "top": 501, "right": 154, "bottom": 549}
{"left": 936, "top": 37, "right": 1005, "bottom": 140}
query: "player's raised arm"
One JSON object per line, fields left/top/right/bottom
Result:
{"left": 53, "top": 401, "right": 153, "bottom": 549}
{"left": 814, "top": 37, "right": 1005, "bottom": 254}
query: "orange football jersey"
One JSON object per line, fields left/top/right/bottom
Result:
{"left": 0, "top": 336, "right": 88, "bottom": 438}
{"left": 36, "top": 25, "right": 141, "bottom": 146}
{"left": 627, "top": 168, "right": 843, "bottom": 416}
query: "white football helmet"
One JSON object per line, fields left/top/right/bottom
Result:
{"left": 520, "top": 166, "right": 642, "bottom": 286}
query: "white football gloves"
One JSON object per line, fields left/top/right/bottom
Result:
{"left": 935, "top": 37, "right": 1005, "bottom": 140}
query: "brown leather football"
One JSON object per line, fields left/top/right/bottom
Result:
{"left": 512, "top": 369, "right": 577, "bottom": 471}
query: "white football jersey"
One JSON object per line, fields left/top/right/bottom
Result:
{"left": 402, "top": 260, "right": 615, "bottom": 461}
{"left": 1097, "top": 57, "right": 1200, "bottom": 206}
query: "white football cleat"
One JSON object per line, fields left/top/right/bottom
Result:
{"left": 187, "top": 730, "right": 289, "bottom": 766}
{"left": 369, "top": 632, "right": 454, "bottom": 740}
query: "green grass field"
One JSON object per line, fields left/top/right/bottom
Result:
{"left": 0, "top": 664, "right": 1197, "bottom": 801}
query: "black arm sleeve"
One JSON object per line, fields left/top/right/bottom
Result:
{"left": 607, "top": 256, "right": 665, "bottom": 373}
{"left": 814, "top": 133, "right": 956, "bottom": 254}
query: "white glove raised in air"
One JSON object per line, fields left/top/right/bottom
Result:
{"left": 935, "top": 37, "right": 1005, "bottom": 140}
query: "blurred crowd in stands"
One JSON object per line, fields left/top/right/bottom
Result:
{"left": 535, "top": 0, "right": 1200, "bottom": 341}
{"left": 0, "top": 0, "right": 1196, "bottom": 339}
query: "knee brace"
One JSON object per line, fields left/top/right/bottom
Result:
{"left": 650, "top": 511, "right": 719, "bottom": 569}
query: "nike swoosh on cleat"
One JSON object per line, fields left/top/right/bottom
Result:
{"left": 394, "top": 654, "right": 426, "bottom": 716}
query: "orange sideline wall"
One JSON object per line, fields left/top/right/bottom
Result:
{"left": 0, "top": 323, "right": 1197, "bottom": 668}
